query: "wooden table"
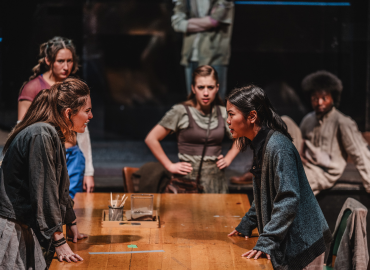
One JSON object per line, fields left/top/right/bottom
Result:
{"left": 50, "top": 193, "right": 272, "bottom": 269}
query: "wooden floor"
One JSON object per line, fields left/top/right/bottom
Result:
{"left": 50, "top": 193, "right": 272, "bottom": 269}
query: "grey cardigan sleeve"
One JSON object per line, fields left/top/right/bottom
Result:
{"left": 253, "top": 150, "right": 300, "bottom": 255}
{"left": 29, "top": 134, "right": 63, "bottom": 240}
{"left": 235, "top": 200, "right": 258, "bottom": 236}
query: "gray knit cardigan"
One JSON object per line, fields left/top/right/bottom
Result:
{"left": 236, "top": 132, "right": 332, "bottom": 269}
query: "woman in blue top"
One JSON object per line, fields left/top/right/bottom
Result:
{"left": 226, "top": 85, "right": 332, "bottom": 269}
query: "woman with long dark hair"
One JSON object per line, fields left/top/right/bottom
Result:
{"left": 18, "top": 36, "right": 94, "bottom": 201}
{"left": 0, "top": 78, "right": 92, "bottom": 268}
{"left": 145, "top": 65, "right": 239, "bottom": 193}
{"left": 226, "top": 85, "right": 331, "bottom": 269}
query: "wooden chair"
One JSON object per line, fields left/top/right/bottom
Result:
{"left": 323, "top": 209, "right": 352, "bottom": 269}
{"left": 324, "top": 198, "right": 368, "bottom": 269}
{"left": 122, "top": 167, "right": 139, "bottom": 193}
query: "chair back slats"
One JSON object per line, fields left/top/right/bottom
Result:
{"left": 122, "top": 167, "right": 139, "bottom": 193}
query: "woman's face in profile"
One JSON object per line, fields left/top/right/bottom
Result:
{"left": 69, "top": 96, "right": 93, "bottom": 133}
{"left": 191, "top": 75, "right": 219, "bottom": 108}
{"left": 226, "top": 101, "right": 258, "bottom": 140}
{"left": 226, "top": 101, "right": 249, "bottom": 139}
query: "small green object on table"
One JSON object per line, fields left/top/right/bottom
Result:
{"left": 127, "top": 245, "right": 138, "bottom": 248}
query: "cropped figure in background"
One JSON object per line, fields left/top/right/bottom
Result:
{"left": 145, "top": 65, "right": 239, "bottom": 193}
{"left": 0, "top": 79, "right": 90, "bottom": 268}
{"left": 17, "top": 36, "right": 95, "bottom": 199}
{"left": 283, "top": 70, "right": 370, "bottom": 195}
{"left": 227, "top": 85, "right": 331, "bottom": 270}
{"left": 171, "top": 0, "right": 234, "bottom": 99}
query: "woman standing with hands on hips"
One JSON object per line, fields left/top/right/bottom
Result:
{"left": 0, "top": 79, "right": 92, "bottom": 268}
{"left": 18, "top": 36, "right": 94, "bottom": 199}
{"left": 145, "top": 65, "right": 239, "bottom": 193}
{"left": 227, "top": 85, "right": 332, "bottom": 269}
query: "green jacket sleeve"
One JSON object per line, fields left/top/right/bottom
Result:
{"left": 64, "top": 196, "right": 76, "bottom": 225}
{"left": 29, "top": 134, "right": 63, "bottom": 240}
{"left": 235, "top": 200, "right": 258, "bottom": 236}
{"left": 253, "top": 149, "right": 300, "bottom": 255}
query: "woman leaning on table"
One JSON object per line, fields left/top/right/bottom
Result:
{"left": 18, "top": 36, "right": 95, "bottom": 199}
{"left": 226, "top": 85, "right": 332, "bottom": 270}
{"left": 145, "top": 65, "right": 239, "bottom": 193}
{"left": 0, "top": 79, "right": 92, "bottom": 268}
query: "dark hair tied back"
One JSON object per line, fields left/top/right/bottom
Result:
{"left": 19, "top": 36, "right": 79, "bottom": 95}
{"left": 226, "top": 84, "right": 293, "bottom": 151}
{"left": 184, "top": 65, "right": 224, "bottom": 106}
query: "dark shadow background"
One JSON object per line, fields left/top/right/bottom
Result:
{"left": 0, "top": 0, "right": 369, "bottom": 139}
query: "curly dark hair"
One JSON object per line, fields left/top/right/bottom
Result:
{"left": 302, "top": 70, "right": 343, "bottom": 107}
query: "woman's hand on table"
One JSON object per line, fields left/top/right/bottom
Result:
{"left": 53, "top": 232, "right": 83, "bottom": 262}
{"left": 216, "top": 155, "right": 230, "bottom": 170}
{"left": 167, "top": 162, "right": 193, "bottom": 175}
{"left": 228, "top": 229, "right": 249, "bottom": 239}
{"left": 55, "top": 242, "right": 83, "bottom": 263}
{"left": 67, "top": 222, "right": 88, "bottom": 243}
{"left": 242, "top": 249, "right": 271, "bottom": 260}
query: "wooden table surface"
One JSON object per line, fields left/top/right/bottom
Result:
{"left": 50, "top": 193, "right": 272, "bottom": 269}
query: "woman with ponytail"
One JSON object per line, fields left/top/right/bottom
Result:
{"left": 0, "top": 78, "right": 92, "bottom": 268}
{"left": 145, "top": 65, "right": 239, "bottom": 193}
{"left": 226, "top": 85, "right": 331, "bottom": 269}
{"left": 18, "top": 36, "right": 95, "bottom": 200}
{"left": 18, "top": 36, "right": 79, "bottom": 118}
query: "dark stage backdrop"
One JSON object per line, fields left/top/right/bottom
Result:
{"left": 0, "top": 0, "right": 369, "bottom": 139}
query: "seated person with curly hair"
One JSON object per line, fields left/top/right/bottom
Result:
{"left": 282, "top": 70, "right": 370, "bottom": 195}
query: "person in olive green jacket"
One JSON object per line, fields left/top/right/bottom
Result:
{"left": 171, "top": 0, "right": 234, "bottom": 99}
